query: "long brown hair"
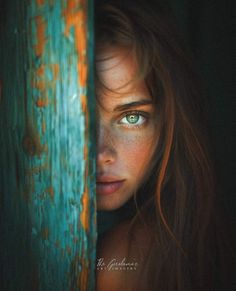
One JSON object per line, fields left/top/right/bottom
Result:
{"left": 95, "top": 1, "right": 232, "bottom": 290}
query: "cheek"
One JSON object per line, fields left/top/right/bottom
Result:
{"left": 117, "top": 131, "right": 157, "bottom": 168}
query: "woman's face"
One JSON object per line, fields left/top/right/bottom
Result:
{"left": 96, "top": 47, "right": 158, "bottom": 211}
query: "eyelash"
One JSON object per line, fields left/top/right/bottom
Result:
{"left": 118, "top": 110, "right": 149, "bottom": 128}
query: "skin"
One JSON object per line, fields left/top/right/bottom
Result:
{"left": 96, "top": 218, "right": 153, "bottom": 291}
{"left": 96, "top": 47, "right": 159, "bottom": 290}
{"left": 96, "top": 46, "right": 159, "bottom": 211}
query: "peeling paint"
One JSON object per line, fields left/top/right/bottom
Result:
{"left": 34, "top": 15, "right": 47, "bottom": 57}
{"left": 80, "top": 187, "right": 89, "bottom": 232}
{"left": 32, "top": 79, "right": 46, "bottom": 91}
{"left": 45, "top": 186, "right": 54, "bottom": 201}
{"left": 51, "top": 63, "right": 59, "bottom": 80}
{"left": 36, "top": 96, "right": 49, "bottom": 107}
{"left": 63, "top": 1, "right": 88, "bottom": 87}
{"left": 77, "top": 257, "right": 89, "bottom": 290}
{"left": 36, "top": 64, "right": 45, "bottom": 77}
{"left": 37, "top": 0, "right": 45, "bottom": 6}
{"left": 83, "top": 144, "right": 88, "bottom": 160}
{"left": 1, "top": 0, "right": 96, "bottom": 290}
{"left": 80, "top": 94, "right": 87, "bottom": 113}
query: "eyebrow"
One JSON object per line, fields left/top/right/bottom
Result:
{"left": 113, "top": 100, "right": 153, "bottom": 112}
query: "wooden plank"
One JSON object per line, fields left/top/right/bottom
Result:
{"left": 0, "top": 0, "right": 96, "bottom": 290}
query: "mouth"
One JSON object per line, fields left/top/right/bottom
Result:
{"left": 96, "top": 179, "right": 125, "bottom": 195}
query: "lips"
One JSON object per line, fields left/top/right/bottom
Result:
{"left": 96, "top": 175, "right": 125, "bottom": 195}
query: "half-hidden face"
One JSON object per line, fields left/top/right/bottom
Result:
{"left": 96, "top": 46, "right": 158, "bottom": 211}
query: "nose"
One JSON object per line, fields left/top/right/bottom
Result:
{"left": 96, "top": 123, "right": 116, "bottom": 165}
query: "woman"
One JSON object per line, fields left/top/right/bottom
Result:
{"left": 95, "top": 0, "right": 233, "bottom": 290}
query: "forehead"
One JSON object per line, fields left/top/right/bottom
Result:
{"left": 96, "top": 46, "right": 150, "bottom": 100}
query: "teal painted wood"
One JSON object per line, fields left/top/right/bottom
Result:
{"left": 0, "top": 0, "right": 96, "bottom": 290}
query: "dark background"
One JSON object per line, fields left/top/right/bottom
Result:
{"left": 168, "top": 0, "right": 235, "bottom": 222}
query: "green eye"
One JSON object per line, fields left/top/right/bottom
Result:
{"left": 119, "top": 111, "right": 147, "bottom": 127}
{"left": 126, "top": 114, "right": 139, "bottom": 124}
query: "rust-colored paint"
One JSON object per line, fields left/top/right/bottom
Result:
{"left": 36, "top": 0, "right": 45, "bottom": 6}
{"left": 36, "top": 64, "right": 59, "bottom": 80}
{"left": 45, "top": 186, "right": 54, "bottom": 201}
{"left": 2, "top": 0, "right": 95, "bottom": 289}
{"left": 80, "top": 94, "right": 87, "bottom": 113}
{"left": 36, "top": 96, "right": 49, "bottom": 107}
{"left": 76, "top": 24, "right": 87, "bottom": 88}
{"left": 51, "top": 63, "right": 59, "bottom": 80}
{"left": 36, "top": 64, "right": 45, "bottom": 77}
{"left": 77, "top": 257, "right": 89, "bottom": 289}
{"left": 77, "top": 61, "right": 87, "bottom": 88}
{"left": 80, "top": 187, "right": 89, "bottom": 232}
{"left": 34, "top": 15, "right": 47, "bottom": 57}
{"left": 83, "top": 146, "right": 87, "bottom": 161}
{"left": 63, "top": 0, "right": 87, "bottom": 87}
{"left": 32, "top": 79, "right": 46, "bottom": 91}
{"left": 33, "top": 64, "right": 59, "bottom": 109}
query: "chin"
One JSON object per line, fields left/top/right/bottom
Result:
{"left": 97, "top": 200, "right": 124, "bottom": 211}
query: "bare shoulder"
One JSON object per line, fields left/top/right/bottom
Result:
{"left": 96, "top": 219, "right": 152, "bottom": 291}
{"left": 97, "top": 219, "right": 130, "bottom": 257}
{"left": 96, "top": 220, "right": 131, "bottom": 291}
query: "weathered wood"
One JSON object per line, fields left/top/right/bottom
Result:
{"left": 0, "top": 0, "right": 96, "bottom": 290}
